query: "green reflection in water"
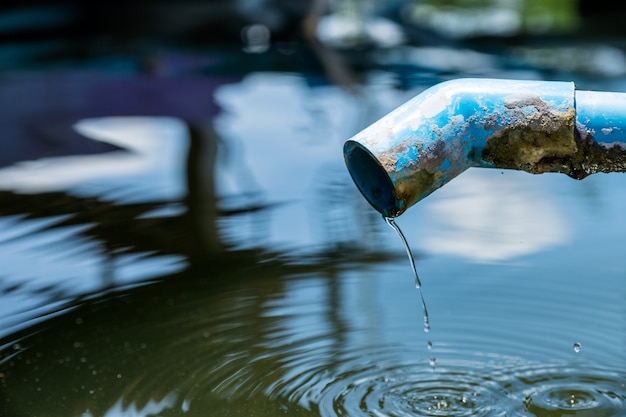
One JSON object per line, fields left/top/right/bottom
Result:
{"left": 1, "top": 235, "right": 625, "bottom": 417}
{"left": 0, "top": 261, "right": 324, "bottom": 417}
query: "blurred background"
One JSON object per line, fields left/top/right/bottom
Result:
{"left": 0, "top": 1, "right": 625, "bottom": 417}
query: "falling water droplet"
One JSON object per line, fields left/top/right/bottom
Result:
{"left": 427, "top": 341, "right": 432, "bottom": 350}
{"left": 573, "top": 342, "right": 582, "bottom": 353}
{"left": 384, "top": 216, "right": 430, "bottom": 334}
{"left": 429, "top": 357, "right": 437, "bottom": 369}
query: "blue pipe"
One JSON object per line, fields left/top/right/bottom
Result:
{"left": 343, "top": 78, "right": 626, "bottom": 217}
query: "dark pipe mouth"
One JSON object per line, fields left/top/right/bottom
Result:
{"left": 343, "top": 140, "right": 399, "bottom": 217}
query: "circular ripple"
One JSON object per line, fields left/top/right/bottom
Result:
{"left": 275, "top": 355, "right": 515, "bottom": 417}
{"left": 514, "top": 365, "right": 626, "bottom": 417}
{"left": 354, "top": 368, "right": 509, "bottom": 417}
{"left": 3, "top": 270, "right": 625, "bottom": 417}
{"left": 524, "top": 385, "right": 620, "bottom": 417}
{"left": 272, "top": 354, "right": 626, "bottom": 417}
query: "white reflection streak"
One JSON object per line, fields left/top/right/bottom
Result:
{"left": 421, "top": 169, "right": 569, "bottom": 263}
{"left": 81, "top": 391, "right": 179, "bottom": 417}
{"left": 0, "top": 116, "right": 189, "bottom": 321}
{"left": 0, "top": 116, "right": 187, "bottom": 198}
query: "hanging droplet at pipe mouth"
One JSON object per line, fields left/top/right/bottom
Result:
{"left": 344, "top": 78, "right": 626, "bottom": 217}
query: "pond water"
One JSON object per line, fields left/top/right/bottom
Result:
{"left": 0, "top": 45, "right": 625, "bottom": 416}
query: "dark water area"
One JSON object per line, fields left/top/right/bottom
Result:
{"left": 1, "top": 1, "right": 626, "bottom": 416}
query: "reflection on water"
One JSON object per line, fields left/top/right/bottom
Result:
{"left": 0, "top": 117, "right": 189, "bottom": 198}
{"left": 1, "top": 23, "right": 626, "bottom": 417}
{"left": 419, "top": 168, "right": 569, "bottom": 263}
{"left": 1, "top": 253, "right": 625, "bottom": 416}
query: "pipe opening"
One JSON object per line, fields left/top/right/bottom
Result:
{"left": 343, "top": 140, "right": 398, "bottom": 217}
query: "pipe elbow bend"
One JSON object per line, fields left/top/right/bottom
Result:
{"left": 344, "top": 78, "right": 577, "bottom": 217}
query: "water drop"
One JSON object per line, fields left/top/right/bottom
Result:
{"left": 384, "top": 216, "right": 430, "bottom": 335}
{"left": 573, "top": 342, "right": 582, "bottom": 353}
{"left": 427, "top": 340, "right": 432, "bottom": 350}
{"left": 429, "top": 357, "right": 437, "bottom": 369}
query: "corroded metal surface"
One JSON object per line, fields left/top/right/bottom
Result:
{"left": 344, "top": 78, "right": 626, "bottom": 217}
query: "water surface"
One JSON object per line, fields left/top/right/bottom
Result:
{"left": 0, "top": 53, "right": 625, "bottom": 417}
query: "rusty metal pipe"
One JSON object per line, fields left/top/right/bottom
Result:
{"left": 344, "top": 78, "right": 626, "bottom": 217}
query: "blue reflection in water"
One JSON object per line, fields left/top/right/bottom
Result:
{"left": 0, "top": 69, "right": 624, "bottom": 417}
